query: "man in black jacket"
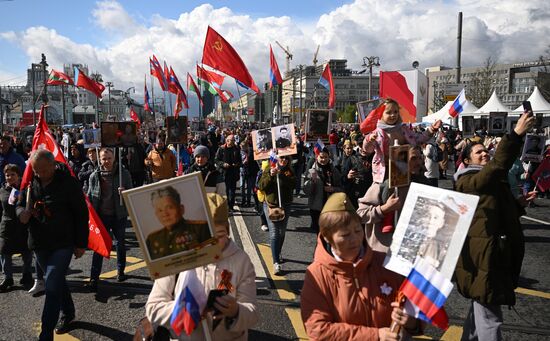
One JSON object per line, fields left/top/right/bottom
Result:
{"left": 18, "top": 150, "right": 89, "bottom": 340}
{"left": 215, "top": 135, "right": 241, "bottom": 210}
{"left": 185, "top": 145, "right": 225, "bottom": 195}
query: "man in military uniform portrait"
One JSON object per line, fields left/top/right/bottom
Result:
{"left": 275, "top": 126, "right": 292, "bottom": 149}
{"left": 146, "top": 186, "right": 211, "bottom": 260}
{"left": 256, "top": 128, "right": 272, "bottom": 152}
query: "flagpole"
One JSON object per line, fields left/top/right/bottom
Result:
{"left": 61, "top": 84, "right": 66, "bottom": 125}
{"left": 168, "top": 92, "right": 174, "bottom": 117}
{"left": 234, "top": 80, "right": 242, "bottom": 123}
{"left": 118, "top": 147, "right": 123, "bottom": 206}
{"left": 185, "top": 76, "right": 189, "bottom": 121}
{"left": 198, "top": 62, "right": 203, "bottom": 120}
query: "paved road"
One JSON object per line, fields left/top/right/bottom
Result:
{"left": 1, "top": 178, "right": 549, "bottom": 340}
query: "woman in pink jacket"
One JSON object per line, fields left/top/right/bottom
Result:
{"left": 301, "top": 193, "right": 421, "bottom": 340}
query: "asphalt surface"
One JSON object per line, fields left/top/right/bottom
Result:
{"left": 0, "top": 175, "right": 549, "bottom": 340}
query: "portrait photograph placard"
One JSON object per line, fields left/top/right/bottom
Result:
{"left": 488, "top": 112, "right": 507, "bottom": 135}
{"left": 389, "top": 145, "right": 410, "bottom": 188}
{"left": 122, "top": 172, "right": 222, "bottom": 279}
{"left": 384, "top": 183, "right": 479, "bottom": 280}
{"left": 306, "top": 109, "right": 332, "bottom": 141}
{"left": 462, "top": 116, "right": 474, "bottom": 136}
{"left": 83, "top": 129, "right": 101, "bottom": 149}
{"left": 251, "top": 128, "right": 273, "bottom": 160}
{"left": 521, "top": 134, "right": 545, "bottom": 163}
{"left": 166, "top": 116, "right": 188, "bottom": 144}
{"left": 356, "top": 99, "right": 382, "bottom": 122}
{"left": 101, "top": 122, "right": 138, "bottom": 147}
{"left": 272, "top": 124, "right": 297, "bottom": 157}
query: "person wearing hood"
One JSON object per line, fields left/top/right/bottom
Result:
{"left": 453, "top": 112, "right": 536, "bottom": 341}
{"left": 78, "top": 148, "right": 99, "bottom": 193}
{"left": 86, "top": 148, "right": 133, "bottom": 292}
{"left": 146, "top": 193, "right": 258, "bottom": 340}
{"left": 303, "top": 148, "right": 343, "bottom": 232}
{"left": 185, "top": 145, "right": 225, "bottom": 196}
{"left": 145, "top": 137, "right": 177, "bottom": 182}
{"left": 301, "top": 193, "right": 421, "bottom": 340}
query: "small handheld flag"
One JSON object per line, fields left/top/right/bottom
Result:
{"left": 269, "top": 150, "right": 278, "bottom": 168}
{"left": 314, "top": 139, "right": 325, "bottom": 156}
{"left": 448, "top": 88, "right": 466, "bottom": 118}
{"left": 170, "top": 270, "right": 207, "bottom": 336}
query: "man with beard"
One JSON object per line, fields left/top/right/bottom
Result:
{"left": 185, "top": 145, "right": 225, "bottom": 195}
{"left": 145, "top": 136, "right": 176, "bottom": 182}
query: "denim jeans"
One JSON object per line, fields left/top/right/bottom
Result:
{"left": 1, "top": 250, "right": 32, "bottom": 279}
{"left": 245, "top": 175, "right": 258, "bottom": 206}
{"left": 226, "top": 179, "right": 237, "bottom": 208}
{"left": 91, "top": 215, "right": 127, "bottom": 280}
{"left": 294, "top": 163, "right": 304, "bottom": 194}
{"left": 263, "top": 202, "right": 291, "bottom": 264}
{"left": 35, "top": 247, "right": 75, "bottom": 341}
{"left": 35, "top": 252, "right": 44, "bottom": 280}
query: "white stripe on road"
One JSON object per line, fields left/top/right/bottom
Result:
{"left": 521, "top": 215, "right": 550, "bottom": 225}
{"left": 231, "top": 208, "right": 270, "bottom": 288}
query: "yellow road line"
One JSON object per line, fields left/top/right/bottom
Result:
{"left": 440, "top": 325, "right": 462, "bottom": 341}
{"left": 55, "top": 333, "right": 80, "bottom": 340}
{"left": 257, "top": 243, "right": 296, "bottom": 301}
{"left": 285, "top": 308, "right": 308, "bottom": 340}
{"left": 99, "top": 261, "right": 147, "bottom": 279}
{"left": 108, "top": 251, "right": 142, "bottom": 264}
{"left": 413, "top": 335, "right": 434, "bottom": 340}
{"left": 516, "top": 287, "right": 550, "bottom": 300}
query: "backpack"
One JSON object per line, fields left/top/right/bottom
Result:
{"left": 429, "top": 143, "right": 444, "bottom": 162}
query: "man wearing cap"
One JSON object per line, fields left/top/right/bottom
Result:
{"left": 186, "top": 145, "right": 226, "bottom": 196}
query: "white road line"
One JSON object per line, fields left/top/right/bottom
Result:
{"left": 521, "top": 215, "right": 550, "bottom": 225}
{"left": 231, "top": 207, "right": 270, "bottom": 289}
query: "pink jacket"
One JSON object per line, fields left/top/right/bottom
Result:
{"left": 301, "top": 237, "right": 404, "bottom": 340}
{"left": 363, "top": 125, "right": 434, "bottom": 183}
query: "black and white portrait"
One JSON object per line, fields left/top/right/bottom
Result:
{"left": 252, "top": 128, "right": 273, "bottom": 160}
{"left": 462, "top": 117, "right": 474, "bottom": 136}
{"left": 489, "top": 112, "right": 507, "bottom": 135}
{"left": 166, "top": 116, "right": 188, "bottom": 144}
{"left": 272, "top": 124, "right": 297, "bottom": 157}
{"left": 307, "top": 109, "right": 331, "bottom": 139}
{"left": 521, "top": 134, "right": 545, "bottom": 162}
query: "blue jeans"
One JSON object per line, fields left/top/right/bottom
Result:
{"left": 91, "top": 215, "right": 126, "bottom": 279}
{"left": 1, "top": 250, "right": 32, "bottom": 279}
{"left": 35, "top": 247, "right": 75, "bottom": 341}
{"left": 294, "top": 163, "right": 304, "bottom": 194}
{"left": 226, "top": 179, "right": 237, "bottom": 208}
{"left": 263, "top": 202, "right": 291, "bottom": 264}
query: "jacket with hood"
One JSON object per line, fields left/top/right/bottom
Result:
{"left": 147, "top": 147, "right": 176, "bottom": 181}
{"left": 301, "top": 237, "right": 405, "bottom": 341}
{"left": 146, "top": 239, "right": 258, "bottom": 341}
{"left": 453, "top": 132, "right": 525, "bottom": 306}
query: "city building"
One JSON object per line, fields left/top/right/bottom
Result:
{"left": 426, "top": 59, "right": 550, "bottom": 112}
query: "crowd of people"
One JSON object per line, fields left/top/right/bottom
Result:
{"left": 0, "top": 98, "right": 547, "bottom": 340}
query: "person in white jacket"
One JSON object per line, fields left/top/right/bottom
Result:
{"left": 146, "top": 193, "right": 258, "bottom": 340}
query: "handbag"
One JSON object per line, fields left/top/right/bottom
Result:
{"left": 267, "top": 203, "right": 285, "bottom": 222}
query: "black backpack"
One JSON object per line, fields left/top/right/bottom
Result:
{"left": 429, "top": 143, "right": 444, "bottom": 162}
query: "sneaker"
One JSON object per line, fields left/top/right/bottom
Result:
{"left": 20, "top": 272, "right": 33, "bottom": 287}
{"left": 0, "top": 278, "right": 14, "bottom": 292}
{"left": 117, "top": 273, "right": 127, "bottom": 282}
{"left": 261, "top": 225, "right": 269, "bottom": 231}
{"left": 54, "top": 314, "right": 75, "bottom": 334}
{"left": 86, "top": 279, "right": 98, "bottom": 292}
{"left": 28, "top": 279, "right": 45, "bottom": 295}
{"left": 273, "top": 263, "right": 282, "bottom": 276}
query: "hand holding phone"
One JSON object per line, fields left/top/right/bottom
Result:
{"left": 206, "top": 289, "right": 229, "bottom": 313}
{"left": 522, "top": 101, "right": 533, "bottom": 117}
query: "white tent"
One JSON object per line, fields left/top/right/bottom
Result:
{"left": 513, "top": 86, "right": 550, "bottom": 112}
{"left": 422, "top": 100, "right": 479, "bottom": 123}
{"left": 475, "top": 90, "right": 508, "bottom": 113}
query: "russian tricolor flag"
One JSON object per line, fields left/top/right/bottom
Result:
{"left": 448, "top": 88, "right": 466, "bottom": 118}
{"left": 269, "top": 45, "right": 283, "bottom": 89}
{"left": 314, "top": 138, "right": 325, "bottom": 156}
{"left": 318, "top": 64, "right": 335, "bottom": 109}
{"left": 269, "top": 150, "right": 278, "bottom": 168}
{"left": 400, "top": 258, "right": 452, "bottom": 330}
{"left": 170, "top": 270, "right": 207, "bottom": 336}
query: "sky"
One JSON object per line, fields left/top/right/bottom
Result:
{"left": 1, "top": 0, "right": 549, "bottom": 112}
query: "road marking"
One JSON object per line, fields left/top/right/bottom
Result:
{"left": 440, "top": 325, "right": 462, "bottom": 340}
{"left": 516, "top": 287, "right": 550, "bottom": 299}
{"left": 257, "top": 243, "right": 296, "bottom": 301}
{"left": 55, "top": 333, "right": 80, "bottom": 340}
{"left": 285, "top": 308, "right": 308, "bottom": 340}
{"left": 109, "top": 251, "right": 142, "bottom": 264}
{"left": 413, "top": 336, "right": 434, "bottom": 340}
{"left": 231, "top": 207, "right": 269, "bottom": 288}
{"left": 99, "top": 261, "right": 147, "bottom": 279}
{"left": 521, "top": 215, "right": 550, "bottom": 225}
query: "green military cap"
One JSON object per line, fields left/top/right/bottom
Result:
{"left": 206, "top": 193, "right": 229, "bottom": 226}
{"left": 321, "top": 192, "right": 356, "bottom": 214}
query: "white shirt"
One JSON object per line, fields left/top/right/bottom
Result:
{"left": 424, "top": 144, "right": 440, "bottom": 179}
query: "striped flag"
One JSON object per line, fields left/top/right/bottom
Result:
{"left": 400, "top": 258, "right": 452, "bottom": 330}
{"left": 170, "top": 270, "right": 207, "bottom": 336}
{"left": 269, "top": 150, "right": 278, "bottom": 168}
{"left": 448, "top": 88, "right": 466, "bottom": 118}
{"left": 46, "top": 69, "right": 74, "bottom": 86}
{"left": 314, "top": 138, "right": 325, "bottom": 156}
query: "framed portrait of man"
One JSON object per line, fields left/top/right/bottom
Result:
{"left": 166, "top": 116, "right": 188, "bottom": 144}
{"left": 488, "top": 112, "right": 507, "bottom": 135}
{"left": 306, "top": 109, "right": 332, "bottom": 141}
{"left": 83, "top": 129, "right": 101, "bottom": 149}
{"left": 521, "top": 134, "right": 545, "bottom": 163}
{"left": 272, "top": 124, "right": 297, "bottom": 157}
{"left": 389, "top": 145, "right": 410, "bottom": 188}
{"left": 251, "top": 128, "right": 273, "bottom": 160}
{"left": 356, "top": 99, "right": 382, "bottom": 122}
{"left": 384, "top": 183, "right": 479, "bottom": 280}
{"left": 101, "top": 122, "right": 138, "bottom": 147}
{"left": 122, "top": 172, "right": 222, "bottom": 279}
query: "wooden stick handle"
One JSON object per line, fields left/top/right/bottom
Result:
{"left": 390, "top": 291, "right": 406, "bottom": 334}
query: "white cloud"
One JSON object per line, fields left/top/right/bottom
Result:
{"left": 1, "top": 0, "right": 549, "bottom": 104}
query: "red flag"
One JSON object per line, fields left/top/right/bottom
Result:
{"left": 532, "top": 157, "right": 550, "bottom": 192}
{"left": 150, "top": 55, "right": 167, "bottom": 91}
{"left": 169, "top": 67, "right": 189, "bottom": 110}
{"left": 130, "top": 107, "right": 141, "bottom": 129}
{"left": 164, "top": 61, "right": 173, "bottom": 92}
{"left": 144, "top": 76, "right": 152, "bottom": 112}
{"left": 174, "top": 91, "right": 183, "bottom": 118}
{"left": 166, "top": 65, "right": 179, "bottom": 95}
{"left": 201, "top": 26, "right": 260, "bottom": 94}
{"left": 74, "top": 67, "right": 105, "bottom": 98}
{"left": 319, "top": 64, "right": 335, "bottom": 109}
{"left": 21, "top": 105, "right": 112, "bottom": 258}
{"left": 269, "top": 45, "right": 283, "bottom": 89}
{"left": 360, "top": 104, "right": 386, "bottom": 134}
{"left": 379, "top": 71, "right": 416, "bottom": 123}
{"left": 196, "top": 65, "right": 225, "bottom": 98}
{"left": 187, "top": 72, "right": 203, "bottom": 107}
{"left": 47, "top": 69, "right": 74, "bottom": 86}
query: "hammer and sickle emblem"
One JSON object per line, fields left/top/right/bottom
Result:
{"left": 213, "top": 39, "right": 223, "bottom": 52}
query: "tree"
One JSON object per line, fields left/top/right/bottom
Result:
{"left": 431, "top": 74, "right": 453, "bottom": 113}
{"left": 468, "top": 57, "right": 497, "bottom": 107}
{"left": 336, "top": 104, "right": 356, "bottom": 123}
{"left": 536, "top": 45, "right": 550, "bottom": 102}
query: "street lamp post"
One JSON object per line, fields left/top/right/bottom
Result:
{"left": 362, "top": 56, "right": 380, "bottom": 100}
{"left": 106, "top": 81, "right": 113, "bottom": 120}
